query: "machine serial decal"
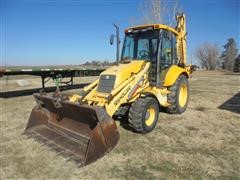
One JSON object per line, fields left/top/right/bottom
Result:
{"left": 114, "top": 85, "right": 131, "bottom": 106}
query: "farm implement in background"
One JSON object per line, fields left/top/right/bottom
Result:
{"left": 0, "top": 68, "right": 104, "bottom": 88}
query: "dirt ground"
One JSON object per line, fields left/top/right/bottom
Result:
{"left": 0, "top": 71, "right": 240, "bottom": 179}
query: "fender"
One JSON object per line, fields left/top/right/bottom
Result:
{"left": 141, "top": 87, "right": 170, "bottom": 107}
{"left": 163, "top": 65, "right": 189, "bottom": 87}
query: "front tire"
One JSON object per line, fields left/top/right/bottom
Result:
{"left": 128, "top": 97, "right": 159, "bottom": 133}
{"left": 166, "top": 75, "right": 189, "bottom": 114}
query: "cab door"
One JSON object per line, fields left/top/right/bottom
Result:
{"left": 157, "top": 30, "right": 178, "bottom": 86}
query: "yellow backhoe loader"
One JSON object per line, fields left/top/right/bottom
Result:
{"left": 24, "top": 13, "right": 195, "bottom": 167}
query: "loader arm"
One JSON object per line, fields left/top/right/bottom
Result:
{"left": 74, "top": 61, "right": 151, "bottom": 117}
{"left": 105, "top": 62, "right": 150, "bottom": 116}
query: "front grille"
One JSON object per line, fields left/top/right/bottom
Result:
{"left": 97, "top": 75, "right": 116, "bottom": 93}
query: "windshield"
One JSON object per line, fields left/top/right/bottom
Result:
{"left": 121, "top": 30, "right": 159, "bottom": 62}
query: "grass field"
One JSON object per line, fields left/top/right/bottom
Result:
{"left": 1, "top": 71, "right": 240, "bottom": 179}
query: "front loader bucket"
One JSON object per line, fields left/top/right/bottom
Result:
{"left": 24, "top": 93, "right": 119, "bottom": 167}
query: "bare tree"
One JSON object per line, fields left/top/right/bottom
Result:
{"left": 195, "top": 43, "right": 221, "bottom": 70}
{"left": 131, "top": 0, "right": 181, "bottom": 26}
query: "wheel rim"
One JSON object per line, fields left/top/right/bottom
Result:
{"left": 179, "top": 84, "right": 188, "bottom": 107}
{"left": 145, "top": 107, "right": 156, "bottom": 126}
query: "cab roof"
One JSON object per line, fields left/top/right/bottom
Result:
{"left": 125, "top": 24, "right": 179, "bottom": 35}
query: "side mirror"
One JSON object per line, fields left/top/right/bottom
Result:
{"left": 110, "top": 34, "right": 114, "bottom": 45}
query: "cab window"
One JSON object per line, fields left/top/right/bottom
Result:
{"left": 160, "top": 31, "right": 178, "bottom": 70}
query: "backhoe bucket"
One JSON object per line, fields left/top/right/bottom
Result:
{"left": 24, "top": 93, "right": 119, "bottom": 167}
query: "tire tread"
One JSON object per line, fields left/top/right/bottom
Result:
{"left": 129, "top": 97, "right": 158, "bottom": 133}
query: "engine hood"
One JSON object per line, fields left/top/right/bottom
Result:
{"left": 98, "top": 60, "right": 145, "bottom": 93}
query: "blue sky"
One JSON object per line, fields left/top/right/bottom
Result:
{"left": 1, "top": 0, "right": 239, "bottom": 66}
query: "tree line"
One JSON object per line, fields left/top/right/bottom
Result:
{"left": 195, "top": 38, "right": 239, "bottom": 71}
{"left": 83, "top": 60, "right": 115, "bottom": 66}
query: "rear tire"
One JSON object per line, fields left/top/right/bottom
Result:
{"left": 129, "top": 97, "right": 159, "bottom": 133}
{"left": 166, "top": 75, "right": 189, "bottom": 114}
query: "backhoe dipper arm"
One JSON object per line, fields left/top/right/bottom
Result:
{"left": 176, "top": 13, "right": 187, "bottom": 65}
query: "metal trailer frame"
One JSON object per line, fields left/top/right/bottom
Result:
{"left": 0, "top": 68, "right": 105, "bottom": 88}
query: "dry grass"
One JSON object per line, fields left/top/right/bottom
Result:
{"left": 1, "top": 71, "right": 240, "bottom": 179}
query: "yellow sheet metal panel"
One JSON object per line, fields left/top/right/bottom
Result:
{"left": 100, "top": 60, "right": 145, "bottom": 88}
{"left": 163, "top": 65, "right": 188, "bottom": 87}
{"left": 105, "top": 62, "right": 150, "bottom": 116}
{"left": 142, "top": 86, "right": 170, "bottom": 107}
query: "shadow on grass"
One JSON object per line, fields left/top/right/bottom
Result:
{"left": 0, "top": 83, "right": 89, "bottom": 98}
{"left": 218, "top": 92, "right": 240, "bottom": 114}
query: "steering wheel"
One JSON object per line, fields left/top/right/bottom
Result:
{"left": 139, "top": 50, "right": 149, "bottom": 59}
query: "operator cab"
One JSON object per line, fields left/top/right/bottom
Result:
{"left": 121, "top": 25, "right": 179, "bottom": 86}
